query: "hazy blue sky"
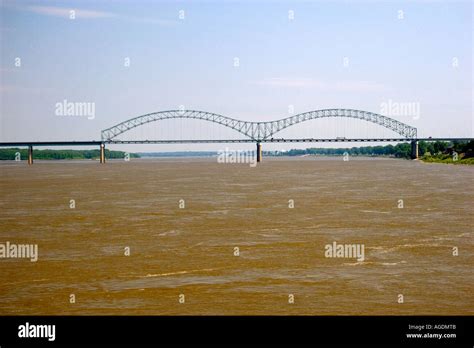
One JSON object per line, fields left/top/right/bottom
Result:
{"left": 1, "top": 0, "right": 472, "bottom": 151}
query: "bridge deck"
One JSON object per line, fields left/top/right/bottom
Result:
{"left": 0, "top": 138, "right": 471, "bottom": 147}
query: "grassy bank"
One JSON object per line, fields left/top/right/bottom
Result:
{"left": 0, "top": 148, "right": 140, "bottom": 160}
{"left": 420, "top": 154, "right": 474, "bottom": 165}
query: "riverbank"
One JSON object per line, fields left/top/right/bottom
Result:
{"left": 420, "top": 155, "right": 474, "bottom": 165}
{"left": 0, "top": 148, "right": 139, "bottom": 160}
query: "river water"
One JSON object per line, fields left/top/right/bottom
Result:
{"left": 0, "top": 157, "right": 472, "bottom": 314}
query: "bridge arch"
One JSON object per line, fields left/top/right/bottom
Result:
{"left": 101, "top": 109, "right": 417, "bottom": 141}
{"left": 101, "top": 110, "right": 254, "bottom": 141}
{"left": 269, "top": 109, "right": 417, "bottom": 139}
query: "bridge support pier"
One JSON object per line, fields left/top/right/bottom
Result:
{"left": 28, "top": 145, "right": 33, "bottom": 165}
{"left": 100, "top": 143, "right": 106, "bottom": 164}
{"left": 411, "top": 140, "right": 419, "bottom": 159}
{"left": 256, "top": 142, "right": 262, "bottom": 163}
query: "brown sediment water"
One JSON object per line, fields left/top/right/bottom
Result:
{"left": 0, "top": 157, "right": 473, "bottom": 315}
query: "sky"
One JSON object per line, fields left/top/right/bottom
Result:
{"left": 0, "top": 0, "right": 472, "bottom": 152}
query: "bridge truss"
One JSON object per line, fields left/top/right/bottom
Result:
{"left": 101, "top": 109, "right": 418, "bottom": 141}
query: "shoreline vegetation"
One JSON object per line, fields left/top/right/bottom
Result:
{"left": 0, "top": 140, "right": 472, "bottom": 164}
{"left": 0, "top": 148, "right": 139, "bottom": 161}
{"left": 419, "top": 154, "right": 474, "bottom": 165}
{"left": 273, "top": 140, "right": 474, "bottom": 165}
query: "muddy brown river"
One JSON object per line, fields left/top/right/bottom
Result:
{"left": 0, "top": 157, "right": 472, "bottom": 315}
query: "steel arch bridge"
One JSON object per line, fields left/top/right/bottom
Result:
{"left": 101, "top": 109, "right": 418, "bottom": 142}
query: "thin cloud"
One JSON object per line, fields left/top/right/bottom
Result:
{"left": 25, "top": 5, "right": 116, "bottom": 19}
{"left": 332, "top": 80, "right": 387, "bottom": 92}
{"left": 0, "top": 84, "right": 55, "bottom": 93}
{"left": 0, "top": 68, "right": 19, "bottom": 73}
{"left": 17, "top": 5, "right": 177, "bottom": 25}
{"left": 251, "top": 77, "right": 388, "bottom": 92}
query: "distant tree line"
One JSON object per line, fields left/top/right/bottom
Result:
{"left": 1, "top": 141, "right": 472, "bottom": 161}
{"left": 270, "top": 140, "right": 474, "bottom": 159}
{"left": 137, "top": 151, "right": 216, "bottom": 157}
{"left": 0, "top": 148, "right": 140, "bottom": 160}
